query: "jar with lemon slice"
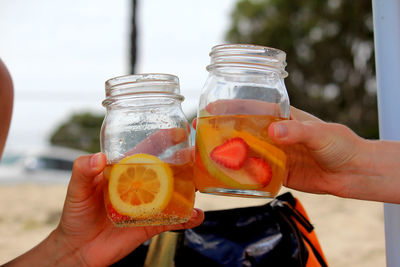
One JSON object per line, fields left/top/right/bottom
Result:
{"left": 101, "top": 74, "right": 195, "bottom": 226}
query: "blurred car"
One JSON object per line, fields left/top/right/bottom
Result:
{"left": 0, "top": 146, "right": 87, "bottom": 184}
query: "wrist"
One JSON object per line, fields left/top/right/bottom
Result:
{"left": 46, "top": 227, "right": 85, "bottom": 266}
{"left": 343, "top": 139, "right": 400, "bottom": 203}
{"left": 3, "top": 228, "right": 84, "bottom": 267}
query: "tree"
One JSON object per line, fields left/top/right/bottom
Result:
{"left": 50, "top": 1, "right": 139, "bottom": 151}
{"left": 226, "top": 0, "right": 378, "bottom": 138}
{"left": 50, "top": 112, "right": 104, "bottom": 153}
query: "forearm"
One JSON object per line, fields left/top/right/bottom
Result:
{"left": 0, "top": 59, "right": 13, "bottom": 159}
{"left": 344, "top": 139, "right": 400, "bottom": 203}
{"left": 2, "top": 228, "right": 83, "bottom": 267}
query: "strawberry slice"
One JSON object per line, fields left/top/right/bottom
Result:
{"left": 243, "top": 157, "right": 272, "bottom": 186}
{"left": 210, "top": 137, "right": 249, "bottom": 170}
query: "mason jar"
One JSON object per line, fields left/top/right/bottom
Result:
{"left": 101, "top": 74, "right": 195, "bottom": 226}
{"left": 193, "top": 44, "right": 290, "bottom": 198}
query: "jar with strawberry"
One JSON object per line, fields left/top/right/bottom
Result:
{"left": 193, "top": 44, "right": 290, "bottom": 198}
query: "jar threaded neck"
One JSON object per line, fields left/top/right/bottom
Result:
{"left": 105, "top": 73, "right": 181, "bottom": 97}
{"left": 207, "top": 44, "right": 288, "bottom": 77}
{"left": 102, "top": 73, "right": 184, "bottom": 107}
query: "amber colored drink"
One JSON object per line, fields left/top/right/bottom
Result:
{"left": 103, "top": 154, "right": 195, "bottom": 226}
{"left": 194, "top": 114, "right": 287, "bottom": 198}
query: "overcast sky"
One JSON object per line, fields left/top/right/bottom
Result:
{"left": 0, "top": 0, "right": 235, "bottom": 151}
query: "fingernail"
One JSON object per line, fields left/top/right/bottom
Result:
{"left": 90, "top": 153, "right": 102, "bottom": 169}
{"left": 274, "top": 124, "right": 288, "bottom": 138}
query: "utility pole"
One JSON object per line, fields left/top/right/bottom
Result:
{"left": 130, "top": 0, "right": 137, "bottom": 74}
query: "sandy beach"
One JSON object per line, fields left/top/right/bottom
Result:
{"left": 0, "top": 184, "right": 385, "bottom": 266}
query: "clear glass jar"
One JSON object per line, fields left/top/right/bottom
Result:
{"left": 101, "top": 74, "right": 195, "bottom": 226}
{"left": 193, "top": 44, "right": 290, "bottom": 198}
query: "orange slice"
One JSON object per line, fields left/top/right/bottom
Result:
{"left": 196, "top": 123, "right": 262, "bottom": 189}
{"left": 108, "top": 154, "right": 173, "bottom": 218}
{"left": 232, "top": 130, "right": 286, "bottom": 169}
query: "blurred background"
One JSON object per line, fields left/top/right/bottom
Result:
{"left": 0, "top": 0, "right": 384, "bottom": 266}
{"left": 1, "top": 0, "right": 377, "bottom": 155}
{"left": 1, "top": 0, "right": 234, "bottom": 154}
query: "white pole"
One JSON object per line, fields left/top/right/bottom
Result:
{"left": 372, "top": 0, "right": 400, "bottom": 266}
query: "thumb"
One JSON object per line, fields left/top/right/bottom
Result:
{"left": 268, "top": 120, "right": 361, "bottom": 169}
{"left": 67, "top": 153, "right": 106, "bottom": 202}
{"left": 268, "top": 120, "right": 329, "bottom": 150}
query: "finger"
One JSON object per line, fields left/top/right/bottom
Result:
{"left": 141, "top": 209, "right": 205, "bottom": 238}
{"left": 102, "top": 208, "right": 204, "bottom": 263}
{"left": 181, "top": 208, "right": 205, "bottom": 228}
{"left": 164, "top": 147, "right": 192, "bottom": 164}
{"left": 290, "top": 106, "right": 323, "bottom": 122}
{"left": 268, "top": 120, "right": 333, "bottom": 151}
{"left": 165, "top": 208, "right": 204, "bottom": 231}
{"left": 110, "top": 209, "right": 203, "bottom": 249}
{"left": 126, "top": 128, "right": 187, "bottom": 156}
{"left": 269, "top": 119, "right": 363, "bottom": 171}
{"left": 191, "top": 147, "right": 195, "bottom": 161}
{"left": 67, "top": 153, "right": 106, "bottom": 201}
{"left": 205, "top": 99, "right": 282, "bottom": 116}
{"left": 192, "top": 118, "right": 197, "bottom": 129}
{"left": 268, "top": 119, "right": 359, "bottom": 152}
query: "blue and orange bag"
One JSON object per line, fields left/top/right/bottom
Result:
{"left": 114, "top": 192, "right": 328, "bottom": 267}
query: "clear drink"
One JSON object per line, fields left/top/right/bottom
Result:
{"left": 100, "top": 74, "right": 194, "bottom": 226}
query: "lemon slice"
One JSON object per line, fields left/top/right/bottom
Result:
{"left": 108, "top": 154, "right": 173, "bottom": 218}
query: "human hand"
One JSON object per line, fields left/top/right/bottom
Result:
{"left": 193, "top": 99, "right": 362, "bottom": 197}
{"left": 4, "top": 128, "right": 203, "bottom": 267}
{"left": 193, "top": 100, "right": 400, "bottom": 203}
{"left": 268, "top": 107, "right": 400, "bottom": 203}
{"left": 51, "top": 153, "right": 203, "bottom": 266}
{"left": 56, "top": 127, "right": 200, "bottom": 266}
{"left": 268, "top": 107, "right": 367, "bottom": 196}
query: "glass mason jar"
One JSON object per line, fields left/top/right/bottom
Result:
{"left": 193, "top": 44, "right": 290, "bottom": 198}
{"left": 101, "top": 74, "right": 195, "bottom": 227}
